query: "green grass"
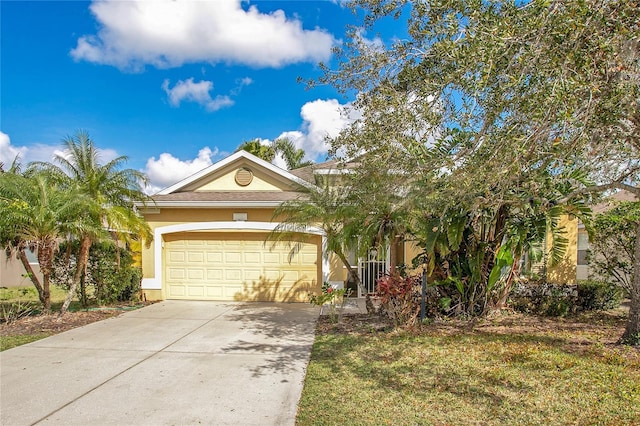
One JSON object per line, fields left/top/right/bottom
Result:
{"left": 0, "top": 285, "right": 67, "bottom": 303}
{"left": 0, "top": 333, "right": 52, "bottom": 351}
{"left": 297, "top": 321, "right": 640, "bottom": 425}
{"left": 0, "top": 285, "right": 89, "bottom": 315}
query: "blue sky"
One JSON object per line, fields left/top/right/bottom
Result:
{"left": 1, "top": 0, "right": 387, "bottom": 193}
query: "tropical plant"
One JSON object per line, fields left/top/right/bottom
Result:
{"left": 236, "top": 139, "right": 275, "bottom": 162}
{"left": 270, "top": 178, "right": 376, "bottom": 313}
{"left": 33, "top": 131, "right": 151, "bottom": 314}
{"left": 0, "top": 170, "right": 86, "bottom": 311}
{"left": 273, "top": 138, "right": 313, "bottom": 169}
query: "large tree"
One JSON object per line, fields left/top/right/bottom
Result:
{"left": 318, "top": 0, "right": 639, "bottom": 342}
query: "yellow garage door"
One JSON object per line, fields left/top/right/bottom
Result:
{"left": 164, "top": 232, "right": 319, "bottom": 302}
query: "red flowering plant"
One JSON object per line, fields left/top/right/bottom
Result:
{"left": 309, "top": 281, "right": 352, "bottom": 323}
{"left": 376, "top": 273, "right": 421, "bottom": 326}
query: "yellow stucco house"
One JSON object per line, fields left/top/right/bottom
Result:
{"left": 140, "top": 151, "right": 330, "bottom": 302}
{"left": 139, "top": 150, "right": 600, "bottom": 303}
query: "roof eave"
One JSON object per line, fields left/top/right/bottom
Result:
{"left": 143, "top": 201, "right": 289, "bottom": 209}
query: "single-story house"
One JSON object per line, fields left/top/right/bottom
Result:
{"left": 139, "top": 150, "right": 379, "bottom": 302}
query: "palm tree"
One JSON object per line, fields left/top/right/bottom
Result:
{"left": 273, "top": 138, "right": 313, "bottom": 169}
{"left": 0, "top": 171, "right": 84, "bottom": 311}
{"left": 35, "top": 131, "right": 152, "bottom": 314}
{"left": 236, "top": 139, "right": 276, "bottom": 162}
{"left": 270, "top": 178, "right": 376, "bottom": 313}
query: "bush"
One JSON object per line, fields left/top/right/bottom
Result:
{"left": 53, "top": 241, "right": 142, "bottom": 305}
{"left": 510, "top": 281, "right": 578, "bottom": 317}
{"left": 577, "top": 280, "right": 623, "bottom": 311}
{"left": 376, "top": 274, "right": 421, "bottom": 326}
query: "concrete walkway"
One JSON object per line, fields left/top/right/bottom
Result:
{"left": 1, "top": 301, "right": 319, "bottom": 426}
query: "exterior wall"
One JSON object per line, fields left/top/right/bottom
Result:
{"left": 196, "top": 167, "right": 284, "bottom": 192}
{"left": 327, "top": 252, "right": 346, "bottom": 282}
{"left": 142, "top": 289, "right": 164, "bottom": 301}
{"left": 546, "top": 215, "right": 578, "bottom": 284}
{"left": 181, "top": 158, "right": 295, "bottom": 192}
{"left": 0, "top": 252, "right": 42, "bottom": 288}
{"left": 403, "top": 240, "right": 423, "bottom": 274}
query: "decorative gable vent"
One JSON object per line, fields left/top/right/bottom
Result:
{"left": 235, "top": 167, "right": 253, "bottom": 186}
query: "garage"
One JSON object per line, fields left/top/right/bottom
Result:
{"left": 164, "top": 232, "right": 319, "bottom": 302}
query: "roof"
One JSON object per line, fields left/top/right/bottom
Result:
{"left": 289, "top": 159, "right": 357, "bottom": 183}
{"left": 149, "top": 191, "right": 306, "bottom": 207}
{"left": 592, "top": 190, "right": 638, "bottom": 214}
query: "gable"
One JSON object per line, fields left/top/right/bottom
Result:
{"left": 157, "top": 150, "right": 314, "bottom": 195}
{"left": 183, "top": 159, "right": 288, "bottom": 192}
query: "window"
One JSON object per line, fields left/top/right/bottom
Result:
{"left": 577, "top": 231, "right": 589, "bottom": 266}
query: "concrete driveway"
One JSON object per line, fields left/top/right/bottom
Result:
{"left": 0, "top": 301, "right": 319, "bottom": 426}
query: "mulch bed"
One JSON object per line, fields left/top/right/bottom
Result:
{"left": 0, "top": 310, "right": 123, "bottom": 336}
{"left": 315, "top": 308, "right": 639, "bottom": 361}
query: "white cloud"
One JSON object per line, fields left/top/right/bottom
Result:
{"left": 143, "top": 147, "right": 224, "bottom": 194}
{"left": 277, "top": 99, "right": 360, "bottom": 161}
{"left": 0, "top": 132, "right": 27, "bottom": 167}
{"left": 71, "top": 0, "right": 335, "bottom": 70}
{"left": 1, "top": 131, "right": 127, "bottom": 172}
{"left": 0, "top": 132, "right": 70, "bottom": 166}
{"left": 162, "top": 78, "right": 234, "bottom": 112}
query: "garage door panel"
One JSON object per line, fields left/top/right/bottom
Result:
{"left": 164, "top": 233, "right": 318, "bottom": 301}
{"left": 206, "top": 286, "right": 223, "bottom": 297}
{"left": 167, "top": 268, "right": 186, "bottom": 279}
{"left": 244, "top": 269, "right": 262, "bottom": 281}
{"left": 225, "top": 252, "right": 242, "bottom": 264}
{"left": 168, "top": 285, "right": 186, "bottom": 297}
{"left": 263, "top": 253, "right": 280, "bottom": 264}
{"left": 187, "top": 252, "right": 205, "bottom": 263}
{"left": 207, "top": 269, "right": 223, "bottom": 280}
{"left": 187, "top": 286, "right": 205, "bottom": 297}
{"left": 187, "top": 268, "right": 205, "bottom": 279}
{"left": 243, "top": 252, "right": 261, "bottom": 263}
{"left": 169, "top": 251, "right": 186, "bottom": 262}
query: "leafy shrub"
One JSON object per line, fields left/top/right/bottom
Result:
{"left": 309, "top": 281, "right": 352, "bottom": 323}
{"left": 577, "top": 280, "right": 623, "bottom": 311}
{"left": 53, "top": 241, "right": 142, "bottom": 305}
{"left": 510, "top": 281, "right": 578, "bottom": 317}
{"left": 376, "top": 274, "right": 421, "bottom": 326}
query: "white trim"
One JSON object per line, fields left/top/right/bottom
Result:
{"left": 142, "top": 221, "right": 327, "bottom": 291}
{"left": 157, "top": 151, "right": 315, "bottom": 195}
{"left": 146, "top": 201, "right": 292, "bottom": 208}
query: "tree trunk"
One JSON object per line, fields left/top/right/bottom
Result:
{"left": 60, "top": 235, "right": 92, "bottom": 315}
{"left": 494, "top": 254, "right": 521, "bottom": 310}
{"left": 335, "top": 250, "right": 376, "bottom": 314}
{"left": 619, "top": 220, "right": 640, "bottom": 345}
{"left": 17, "top": 249, "right": 49, "bottom": 311}
{"left": 36, "top": 242, "right": 54, "bottom": 312}
{"left": 389, "top": 235, "right": 400, "bottom": 275}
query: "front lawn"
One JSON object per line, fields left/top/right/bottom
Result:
{"left": 297, "top": 311, "right": 640, "bottom": 425}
